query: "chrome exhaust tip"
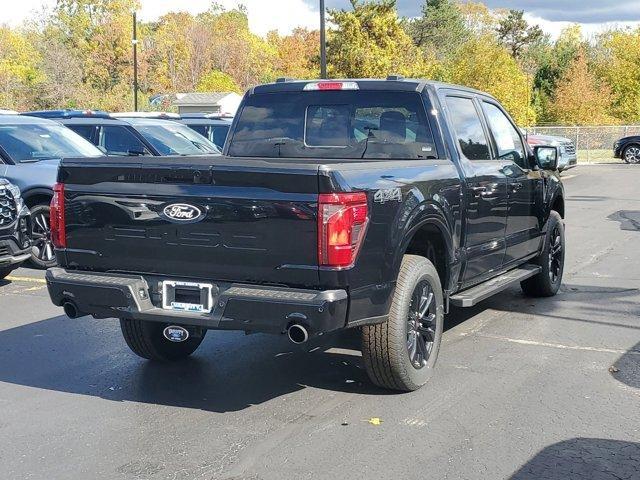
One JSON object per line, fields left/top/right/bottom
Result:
{"left": 287, "top": 324, "right": 309, "bottom": 344}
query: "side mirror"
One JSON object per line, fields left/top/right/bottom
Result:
{"left": 534, "top": 146, "right": 558, "bottom": 170}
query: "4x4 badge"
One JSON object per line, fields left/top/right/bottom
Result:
{"left": 374, "top": 188, "right": 402, "bottom": 204}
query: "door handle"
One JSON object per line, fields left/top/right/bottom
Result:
{"left": 470, "top": 186, "right": 498, "bottom": 198}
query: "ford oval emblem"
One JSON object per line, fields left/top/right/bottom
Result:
{"left": 163, "top": 325, "right": 190, "bottom": 343}
{"left": 162, "top": 203, "right": 203, "bottom": 223}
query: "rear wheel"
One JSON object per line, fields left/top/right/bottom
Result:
{"left": 361, "top": 255, "right": 444, "bottom": 391}
{"left": 29, "top": 203, "right": 57, "bottom": 269}
{"left": 120, "top": 319, "right": 206, "bottom": 361}
{"left": 623, "top": 144, "right": 640, "bottom": 164}
{"left": 521, "top": 211, "right": 565, "bottom": 297}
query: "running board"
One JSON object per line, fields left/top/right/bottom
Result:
{"left": 450, "top": 265, "right": 541, "bottom": 307}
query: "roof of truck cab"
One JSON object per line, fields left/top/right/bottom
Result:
{"left": 250, "top": 78, "right": 496, "bottom": 99}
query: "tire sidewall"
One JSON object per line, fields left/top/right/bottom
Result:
{"left": 390, "top": 257, "right": 444, "bottom": 389}
{"left": 540, "top": 211, "right": 565, "bottom": 294}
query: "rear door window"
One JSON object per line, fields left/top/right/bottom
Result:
{"left": 229, "top": 90, "right": 436, "bottom": 159}
{"left": 67, "top": 125, "right": 96, "bottom": 143}
{"left": 98, "top": 126, "right": 148, "bottom": 155}
{"left": 445, "top": 96, "right": 491, "bottom": 160}
{"left": 211, "top": 126, "right": 230, "bottom": 149}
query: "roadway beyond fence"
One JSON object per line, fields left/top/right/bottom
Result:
{"left": 528, "top": 125, "right": 640, "bottom": 163}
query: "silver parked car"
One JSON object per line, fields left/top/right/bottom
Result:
{"left": 526, "top": 134, "right": 577, "bottom": 172}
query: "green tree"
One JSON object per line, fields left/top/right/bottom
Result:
{"left": 446, "top": 35, "right": 536, "bottom": 125}
{"left": 196, "top": 70, "right": 241, "bottom": 93}
{"left": 327, "top": 0, "right": 441, "bottom": 79}
{"left": 597, "top": 28, "right": 640, "bottom": 122}
{"left": 0, "top": 27, "right": 43, "bottom": 109}
{"left": 408, "top": 0, "right": 469, "bottom": 60}
{"left": 496, "top": 10, "right": 543, "bottom": 59}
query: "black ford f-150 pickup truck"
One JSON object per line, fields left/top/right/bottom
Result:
{"left": 46, "top": 78, "right": 565, "bottom": 391}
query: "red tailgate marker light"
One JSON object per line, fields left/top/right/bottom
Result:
{"left": 318, "top": 192, "right": 369, "bottom": 268}
{"left": 50, "top": 182, "right": 66, "bottom": 248}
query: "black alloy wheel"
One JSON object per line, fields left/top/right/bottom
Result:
{"left": 548, "top": 223, "right": 563, "bottom": 284}
{"left": 30, "top": 204, "right": 57, "bottom": 268}
{"left": 407, "top": 281, "right": 437, "bottom": 369}
{"left": 623, "top": 145, "right": 640, "bottom": 164}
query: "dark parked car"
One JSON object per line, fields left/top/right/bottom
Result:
{"left": 176, "top": 113, "right": 232, "bottom": 150}
{"left": 46, "top": 77, "right": 565, "bottom": 392}
{"left": 23, "top": 111, "right": 220, "bottom": 157}
{"left": 0, "top": 115, "right": 103, "bottom": 268}
{"left": 0, "top": 179, "right": 32, "bottom": 279}
{"left": 614, "top": 135, "right": 640, "bottom": 164}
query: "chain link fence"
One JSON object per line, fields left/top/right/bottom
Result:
{"left": 525, "top": 125, "right": 640, "bottom": 163}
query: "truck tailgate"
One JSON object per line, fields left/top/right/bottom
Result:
{"left": 59, "top": 157, "right": 320, "bottom": 287}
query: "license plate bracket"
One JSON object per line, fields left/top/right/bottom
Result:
{"left": 162, "top": 280, "right": 214, "bottom": 313}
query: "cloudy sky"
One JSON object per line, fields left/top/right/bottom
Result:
{"left": 4, "top": 0, "right": 640, "bottom": 37}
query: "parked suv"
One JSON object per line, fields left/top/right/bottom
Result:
{"left": 46, "top": 78, "right": 565, "bottom": 392}
{"left": 176, "top": 113, "right": 232, "bottom": 150}
{"left": 526, "top": 133, "right": 577, "bottom": 172}
{"left": 0, "top": 179, "right": 32, "bottom": 279}
{"left": 24, "top": 111, "right": 220, "bottom": 157}
{"left": 0, "top": 115, "right": 103, "bottom": 268}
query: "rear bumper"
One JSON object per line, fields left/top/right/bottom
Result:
{"left": 0, "top": 238, "right": 31, "bottom": 268}
{"left": 45, "top": 268, "right": 348, "bottom": 336}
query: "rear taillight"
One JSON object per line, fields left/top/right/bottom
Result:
{"left": 318, "top": 192, "right": 368, "bottom": 268}
{"left": 50, "top": 182, "right": 66, "bottom": 248}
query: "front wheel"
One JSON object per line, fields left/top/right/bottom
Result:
{"left": 623, "top": 144, "right": 640, "bottom": 164}
{"left": 120, "top": 319, "right": 206, "bottom": 361}
{"left": 521, "top": 211, "right": 565, "bottom": 297}
{"left": 29, "top": 203, "right": 57, "bottom": 269}
{"left": 361, "top": 255, "right": 444, "bottom": 392}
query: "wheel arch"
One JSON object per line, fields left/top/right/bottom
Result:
{"left": 551, "top": 193, "right": 565, "bottom": 219}
{"left": 22, "top": 187, "right": 53, "bottom": 209}
{"left": 398, "top": 214, "right": 455, "bottom": 292}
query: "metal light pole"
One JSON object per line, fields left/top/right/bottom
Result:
{"left": 320, "top": 0, "right": 327, "bottom": 78}
{"left": 132, "top": 11, "right": 138, "bottom": 111}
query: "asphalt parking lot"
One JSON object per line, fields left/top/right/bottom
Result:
{"left": 1, "top": 164, "right": 638, "bottom": 480}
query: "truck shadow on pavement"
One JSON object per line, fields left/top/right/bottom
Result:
{"left": 611, "top": 340, "right": 640, "bottom": 390}
{"left": 0, "top": 282, "right": 635, "bottom": 412}
{"left": 0, "top": 302, "right": 490, "bottom": 412}
{"left": 509, "top": 438, "right": 640, "bottom": 479}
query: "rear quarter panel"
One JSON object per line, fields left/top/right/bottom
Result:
{"left": 318, "top": 159, "right": 462, "bottom": 323}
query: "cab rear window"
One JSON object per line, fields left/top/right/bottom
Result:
{"left": 228, "top": 91, "right": 436, "bottom": 159}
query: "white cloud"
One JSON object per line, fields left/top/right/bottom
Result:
{"left": 2, "top": 0, "right": 637, "bottom": 40}
{"left": 2, "top": 0, "right": 320, "bottom": 35}
{"left": 524, "top": 12, "right": 640, "bottom": 40}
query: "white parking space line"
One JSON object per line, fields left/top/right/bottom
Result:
{"left": 476, "top": 332, "right": 640, "bottom": 356}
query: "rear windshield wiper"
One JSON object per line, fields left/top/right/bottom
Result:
{"left": 360, "top": 127, "right": 378, "bottom": 159}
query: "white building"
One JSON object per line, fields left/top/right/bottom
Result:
{"left": 173, "top": 92, "right": 243, "bottom": 116}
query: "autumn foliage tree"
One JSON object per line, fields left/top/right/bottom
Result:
{"left": 550, "top": 51, "right": 613, "bottom": 125}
